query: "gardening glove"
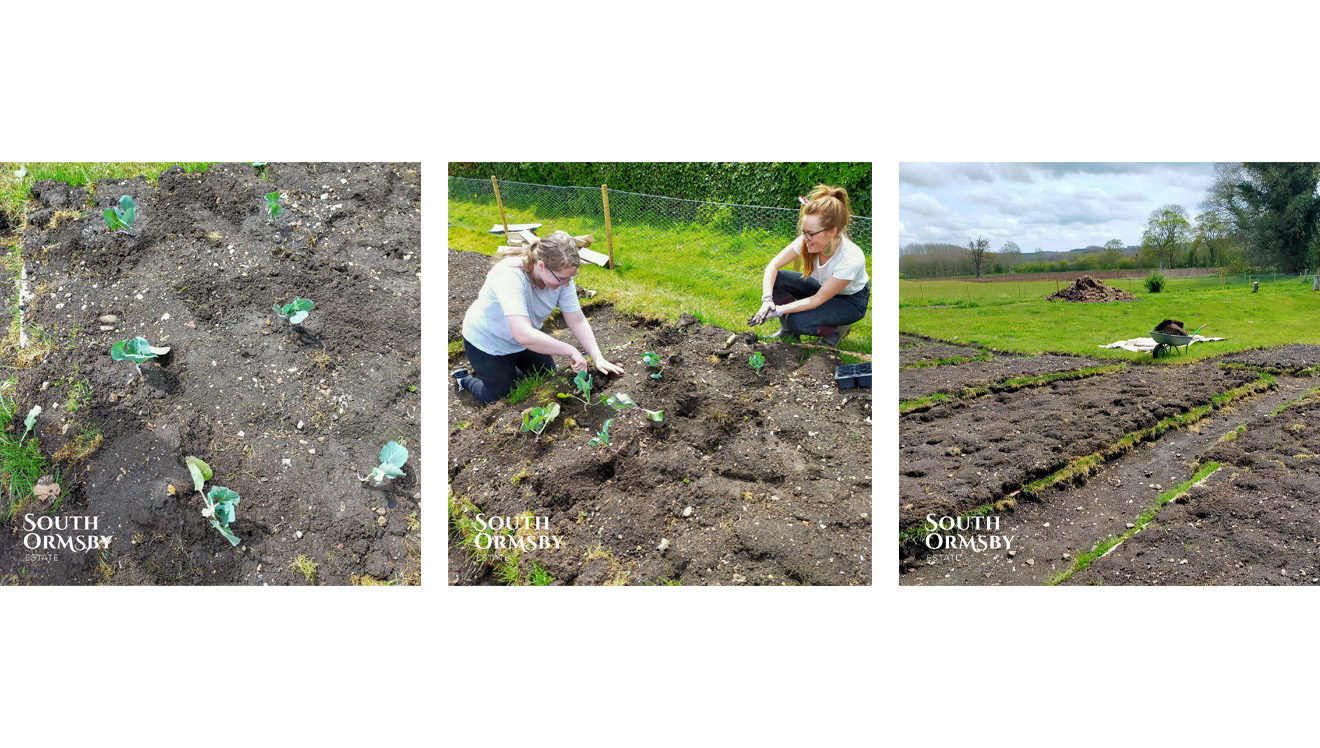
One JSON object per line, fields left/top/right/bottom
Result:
{"left": 595, "top": 357, "right": 625, "bottom": 376}
{"left": 570, "top": 350, "right": 590, "bottom": 372}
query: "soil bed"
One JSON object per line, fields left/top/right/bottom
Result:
{"left": 899, "top": 340, "right": 987, "bottom": 368}
{"left": 447, "top": 299, "right": 872, "bottom": 586}
{"left": 1219, "top": 344, "right": 1320, "bottom": 375}
{"left": 899, "top": 352, "right": 1108, "bottom": 403}
{"left": 1070, "top": 390, "right": 1320, "bottom": 585}
{"left": 0, "top": 163, "right": 422, "bottom": 585}
{"left": 899, "top": 363, "right": 1261, "bottom": 534}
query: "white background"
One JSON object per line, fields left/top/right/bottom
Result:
{"left": 5, "top": 1, "right": 1319, "bottom": 746}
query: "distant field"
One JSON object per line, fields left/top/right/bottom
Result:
{"left": 899, "top": 274, "right": 1320, "bottom": 358}
{"left": 907, "top": 267, "right": 1222, "bottom": 283}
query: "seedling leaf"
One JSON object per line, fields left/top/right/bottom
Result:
{"left": 111, "top": 336, "right": 160, "bottom": 365}
{"left": 265, "top": 191, "right": 283, "bottom": 218}
{"left": 606, "top": 393, "right": 636, "bottom": 411}
{"left": 749, "top": 351, "right": 766, "bottom": 373}
{"left": 24, "top": 405, "right": 41, "bottom": 432}
{"left": 380, "top": 441, "right": 408, "bottom": 468}
{"left": 186, "top": 456, "right": 213, "bottom": 493}
{"left": 118, "top": 195, "right": 136, "bottom": 224}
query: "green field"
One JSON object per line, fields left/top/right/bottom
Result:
{"left": 900, "top": 275, "right": 1320, "bottom": 359}
{"left": 449, "top": 198, "right": 873, "bottom": 358}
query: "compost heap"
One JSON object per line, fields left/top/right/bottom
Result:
{"left": 1047, "top": 275, "right": 1135, "bottom": 302}
{"left": 1154, "top": 319, "right": 1188, "bottom": 335}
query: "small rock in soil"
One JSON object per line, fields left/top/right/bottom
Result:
{"left": 682, "top": 506, "right": 693, "bottom": 517}
{"left": 731, "top": 573, "right": 747, "bottom": 584}
{"left": 98, "top": 314, "right": 117, "bottom": 324}
{"left": 295, "top": 530, "right": 303, "bottom": 539}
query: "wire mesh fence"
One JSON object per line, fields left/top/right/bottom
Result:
{"left": 448, "top": 176, "right": 872, "bottom": 270}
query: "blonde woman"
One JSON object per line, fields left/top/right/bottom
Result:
{"left": 748, "top": 185, "right": 871, "bottom": 347}
{"left": 453, "top": 230, "right": 624, "bottom": 405}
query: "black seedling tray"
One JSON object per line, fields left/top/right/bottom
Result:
{"left": 834, "top": 363, "right": 872, "bottom": 389}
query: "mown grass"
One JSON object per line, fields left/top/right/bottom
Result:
{"left": 449, "top": 197, "right": 873, "bottom": 357}
{"left": 900, "top": 275, "right": 1320, "bottom": 358}
{"left": 1047, "top": 461, "right": 1223, "bottom": 585}
{"left": 2, "top": 162, "right": 214, "bottom": 229}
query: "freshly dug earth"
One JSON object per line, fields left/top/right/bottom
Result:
{"left": 448, "top": 302, "right": 872, "bottom": 585}
{"left": 1220, "top": 344, "right": 1320, "bottom": 375}
{"left": 1047, "top": 275, "right": 1135, "bottom": 303}
{"left": 899, "top": 363, "right": 1261, "bottom": 534}
{"left": 0, "top": 163, "right": 422, "bottom": 585}
{"left": 1070, "top": 391, "right": 1320, "bottom": 585}
{"left": 1154, "top": 319, "right": 1188, "bottom": 335}
{"left": 899, "top": 352, "right": 1108, "bottom": 403}
{"left": 899, "top": 340, "right": 987, "bottom": 368}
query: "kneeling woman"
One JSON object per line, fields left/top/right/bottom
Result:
{"left": 454, "top": 231, "right": 624, "bottom": 405}
{"left": 749, "top": 185, "right": 870, "bottom": 347}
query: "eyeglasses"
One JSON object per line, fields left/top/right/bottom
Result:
{"left": 544, "top": 263, "right": 576, "bottom": 285}
{"left": 803, "top": 227, "right": 830, "bottom": 239}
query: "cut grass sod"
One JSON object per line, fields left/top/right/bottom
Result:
{"left": 449, "top": 197, "right": 873, "bottom": 359}
{"left": 899, "top": 275, "right": 1320, "bottom": 359}
{"left": 898, "top": 363, "right": 1127, "bottom": 415}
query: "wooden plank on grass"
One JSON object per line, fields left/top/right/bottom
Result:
{"left": 579, "top": 247, "right": 610, "bottom": 267}
{"left": 487, "top": 223, "right": 542, "bottom": 234}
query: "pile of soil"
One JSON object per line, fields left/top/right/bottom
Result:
{"left": 1154, "top": 319, "right": 1188, "bottom": 335}
{"left": 1046, "top": 275, "right": 1135, "bottom": 303}
{"left": 0, "top": 163, "right": 422, "bottom": 585}
{"left": 447, "top": 299, "right": 872, "bottom": 586}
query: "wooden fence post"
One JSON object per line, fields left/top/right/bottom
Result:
{"left": 601, "top": 184, "right": 615, "bottom": 269}
{"left": 491, "top": 176, "right": 510, "bottom": 237}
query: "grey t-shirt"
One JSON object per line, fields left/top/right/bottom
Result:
{"left": 462, "top": 256, "right": 582, "bottom": 355}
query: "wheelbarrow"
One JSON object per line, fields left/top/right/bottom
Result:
{"left": 1149, "top": 324, "right": 1206, "bottom": 359}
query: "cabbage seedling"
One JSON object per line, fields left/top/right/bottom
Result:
{"left": 111, "top": 336, "right": 171, "bottom": 380}
{"left": 20, "top": 405, "right": 41, "bottom": 443}
{"left": 265, "top": 191, "right": 283, "bottom": 218}
{"left": 202, "top": 486, "right": 242, "bottom": 547}
{"left": 103, "top": 195, "right": 136, "bottom": 233}
{"left": 749, "top": 351, "right": 766, "bottom": 375}
{"left": 273, "top": 297, "right": 313, "bottom": 324}
{"left": 360, "top": 441, "right": 409, "bottom": 485}
{"left": 605, "top": 392, "right": 664, "bottom": 426}
{"left": 642, "top": 351, "right": 663, "bottom": 379}
{"left": 557, "top": 370, "right": 595, "bottom": 409}
{"left": 589, "top": 418, "right": 614, "bottom": 447}
{"left": 520, "top": 403, "right": 560, "bottom": 441}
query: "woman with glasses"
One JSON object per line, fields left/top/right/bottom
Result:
{"left": 748, "top": 185, "right": 871, "bottom": 348}
{"left": 453, "top": 230, "right": 624, "bottom": 405}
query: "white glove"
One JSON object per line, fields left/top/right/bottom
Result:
{"left": 748, "top": 300, "right": 775, "bottom": 327}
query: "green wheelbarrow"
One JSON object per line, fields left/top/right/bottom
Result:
{"left": 1149, "top": 324, "right": 1206, "bottom": 359}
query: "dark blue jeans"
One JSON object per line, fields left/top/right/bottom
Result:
{"left": 772, "top": 271, "right": 871, "bottom": 336}
{"left": 458, "top": 338, "right": 556, "bottom": 405}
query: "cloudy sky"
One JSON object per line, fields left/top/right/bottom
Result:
{"left": 899, "top": 163, "right": 1217, "bottom": 254}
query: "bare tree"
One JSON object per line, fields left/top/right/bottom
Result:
{"left": 968, "top": 235, "right": 991, "bottom": 278}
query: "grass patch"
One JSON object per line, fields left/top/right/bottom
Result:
{"left": 1047, "top": 461, "right": 1222, "bottom": 585}
{"left": 505, "top": 368, "right": 559, "bottom": 406}
{"left": 449, "top": 490, "right": 546, "bottom": 585}
{"left": 449, "top": 197, "right": 872, "bottom": 355}
{"left": 289, "top": 554, "right": 319, "bottom": 584}
{"left": 2, "top": 162, "right": 214, "bottom": 230}
{"left": 900, "top": 275, "right": 1320, "bottom": 359}
{"left": 52, "top": 428, "right": 103, "bottom": 464}
{"left": 1271, "top": 386, "right": 1320, "bottom": 416}
{"left": 899, "top": 353, "right": 993, "bottom": 370}
{"left": 0, "top": 382, "right": 62, "bottom": 521}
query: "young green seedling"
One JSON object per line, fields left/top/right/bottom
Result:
{"left": 642, "top": 351, "right": 663, "bottom": 379}
{"left": 360, "top": 441, "right": 409, "bottom": 485}
{"left": 185, "top": 456, "right": 241, "bottom": 546}
{"left": 272, "top": 297, "right": 313, "bottom": 325}
{"left": 589, "top": 418, "right": 614, "bottom": 447}
{"left": 111, "top": 336, "right": 171, "bottom": 380}
{"left": 103, "top": 195, "right": 136, "bottom": 234}
{"left": 605, "top": 392, "right": 664, "bottom": 427}
{"left": 265, "top": 191, "right": 283, "bottom": 218}
{"left": 557, "top": 370, "right": 594, "bottom": 409}
{"left": 520, "top": 403, "right": 561, "bottom": 441}
{"left": 20, "top": 405, "right": 41, "bottom": 444}
{"left": 749, "top": 351, "right": 766, "bottom": 375}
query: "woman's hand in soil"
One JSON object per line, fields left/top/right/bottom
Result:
{"left": 594, "top": 357, "right": 625, "bottom": 376}
{"left": 570, "top": 350, "right": 590, "bottom": 372}
{"left": 748, "top": 300, "right": 776, "bottom": 327}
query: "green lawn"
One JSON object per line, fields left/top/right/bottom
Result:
{"left": 900, "top": 275, "right": 1320, "bottom": 359}
{"left": 449, "top": 198, "right": 873, "bottom": 357}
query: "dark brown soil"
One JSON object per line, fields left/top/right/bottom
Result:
{"left": 899, "top": 353, "right": 1107, "bottom": 403}
{"left": 447, "top": 296, "right": 872, "bottom": 586}
{"left": 1154, "top": 319, "right": 1188, "bottom": 335}
{"left": 1069, "top": 389, "right": 1320, "bottom": 585}
{"left": 899, "top": 340, "right": 986, "bottom": 368}
{"left": 0, "top": 163, "right": 421, "bottom": 585}
{"left": 1046, "top": 275, "right": 1135, "bottom": 303}
{"left": 1220, "top": 344, "right": 1320, "bottom": 374}
{"left": 899, "top": 362, "right": 1260, "bottom": 534}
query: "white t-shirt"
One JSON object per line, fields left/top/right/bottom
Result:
{"left": 788, "top": 234, "right": 870, "bottom": 295}
{"left": 462, "top": 256, "right": 582, "bottom": 356}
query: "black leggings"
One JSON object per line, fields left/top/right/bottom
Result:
{"left": 457, "top": 338, "right": 556, "bottom": 405}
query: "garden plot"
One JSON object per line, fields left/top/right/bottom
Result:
{"left": 447, "top": 303, "right": 872, "bottom": 586}
{"left": 898, "top": 362, "right": 1264, "bottom": 538}
{"left": 0, "top": 163, "right": 421, "bottom": 585}
{"left": 899, "top": 337, "right": 986, "bottom": 368}
{"left": 899, "top": 352, "right": 1113, "bottom": 404}
{"left": 1218, "top": 344, "right": 1320, "bottom": 375}
{"left": 1068, "top": 388, "right": 1320, "bottom": 586}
